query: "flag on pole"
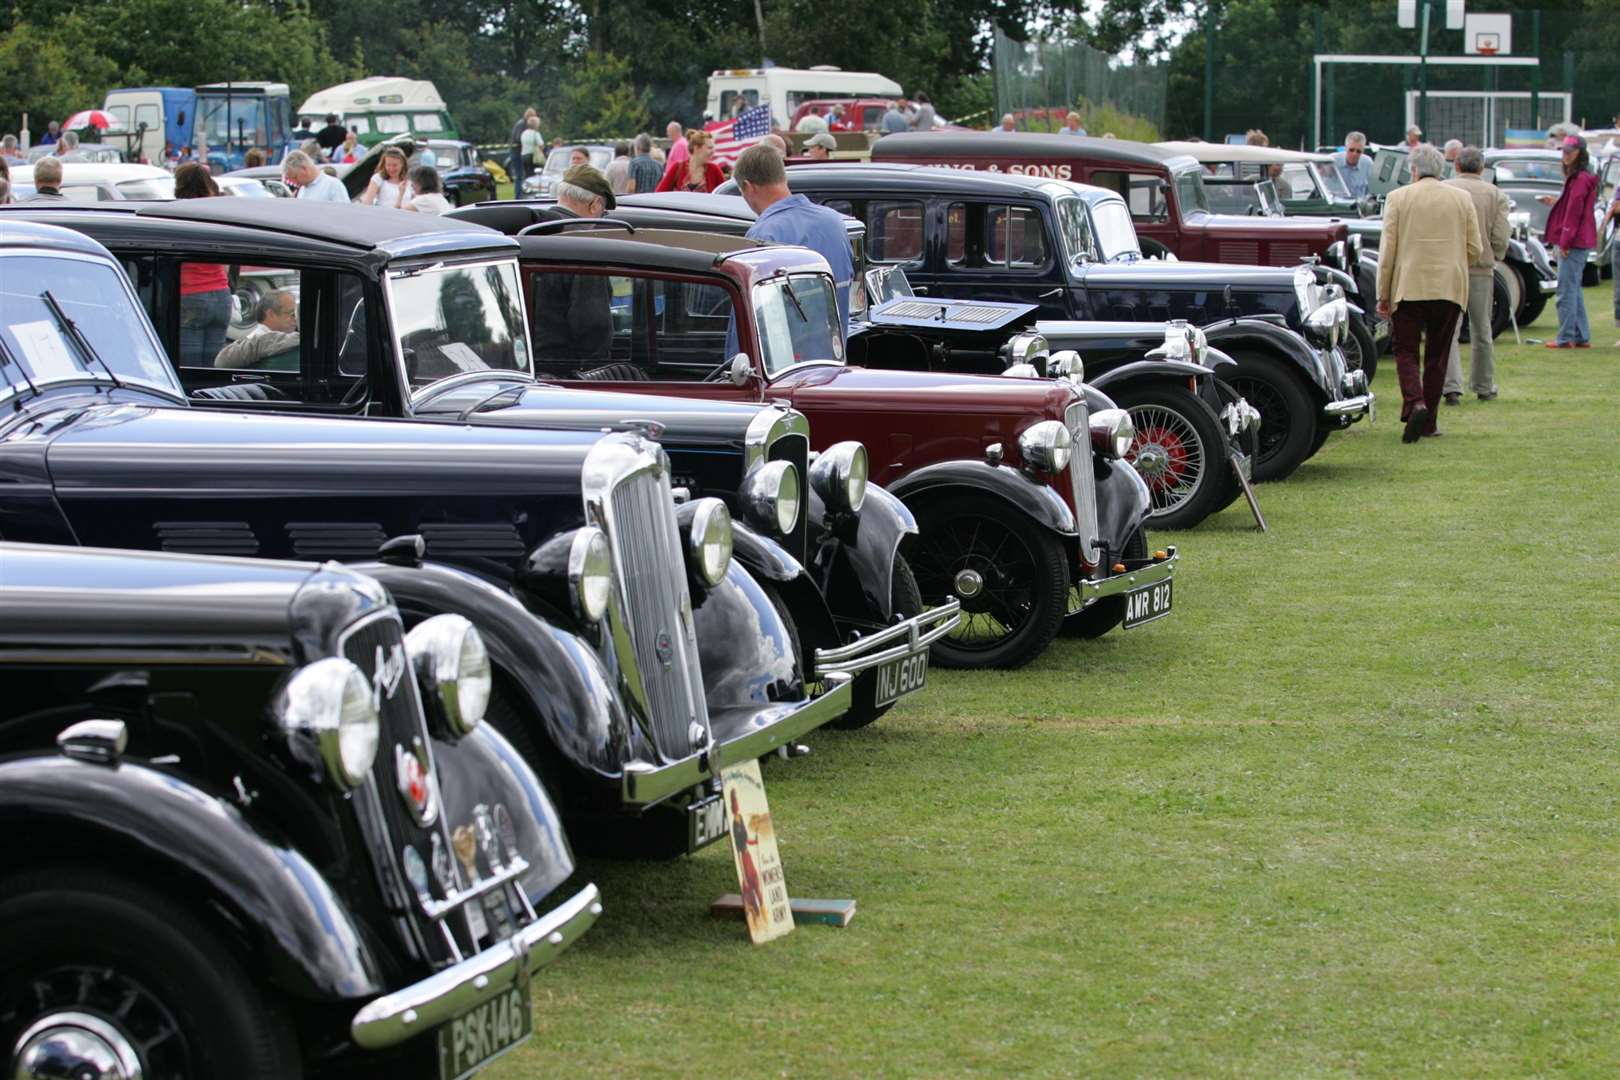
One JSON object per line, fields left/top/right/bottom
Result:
{"left": 705, "top": 104, "right": 773, "bottom": 165}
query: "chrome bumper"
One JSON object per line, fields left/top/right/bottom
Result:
{"left": 813, "top": 599, "right": 961, "bottom": 678}
{"left": 1075, "top": 546, "right": 1177, "bottom": 606}
{"left": 350, "top": 883, "right": 601, "bottom": 1050}
{"left": 1323, "top": 392, "right": 1374, "bottom": 420}
{"left": 1538, "top": 277, "right": 1558, "bottom": 294}
{"left": 620, "top": 673, "right": 854, "bottom": 804}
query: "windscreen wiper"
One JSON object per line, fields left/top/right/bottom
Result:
{"left": 0, "top": 335, "right": 40, "bottom": 407}
{"left": 782, "top": 282, "right": 810, "bottom": 324}
{"left": 40, "top": 290, "right": 122, "bottom": 389}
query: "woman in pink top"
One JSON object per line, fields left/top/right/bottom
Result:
{"left": 174, "top": 163, "right": 233, "bottom": 366}
{"left": 1540, "top": 134, "right": 1599, "bottom": 347}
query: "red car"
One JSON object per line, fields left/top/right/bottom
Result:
{"left": 456, "top": 209, "right": 1176, "bottom": 670}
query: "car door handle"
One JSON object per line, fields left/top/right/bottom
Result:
{"left": 911, "top": 286, "right": 929, "bottom": 295}
{"left": 1038, "top": 288, "right": 1064, "bottom": 298}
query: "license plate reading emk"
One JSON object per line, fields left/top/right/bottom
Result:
{"left": 689, "top": 793, "right": 726, "bottom": 851}
{"left": 437, "top": 980, "right": 532, "bottom": 1080}
{"left": 873, "top": 650, "right": 928, "bottom": 707}
{"left": 1122, "top": 579, "right": 1173, "bottom": 629}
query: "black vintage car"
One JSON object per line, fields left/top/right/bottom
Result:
{"left": 0, "top": 542, "right": 600, "bottom": 1078}
{"left": 13, "top": 199, "right": 952, "bottom": 729}
{"left": 566, "top": 192, "right": 1262, "bottom": 531}
{"left": 721, "top": 165, "right": 1372, "bottom": 483}
{"left": 0, "top": 217, "right": 852, "bottom": 858}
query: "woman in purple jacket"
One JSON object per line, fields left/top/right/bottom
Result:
{"left": 1539, "top": 134, "right": 1599, "bottom": 348}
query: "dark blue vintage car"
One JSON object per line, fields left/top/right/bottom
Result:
{"left": 0, "top": 217, "right": 853, "bottom": 857}
{"left": 0, "top": 541, "right": 599, "bottom": 1078}
{"left": 10, "top": 198, "right": 953, "bottom": 728}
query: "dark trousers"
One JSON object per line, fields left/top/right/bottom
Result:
{"left": 1391, "top": 299, "right": 1462, "bottom": 434}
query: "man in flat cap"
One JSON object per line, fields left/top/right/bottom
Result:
{"left": 531, "top": 164, "right": 616, "bottom": 364}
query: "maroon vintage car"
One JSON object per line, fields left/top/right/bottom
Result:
{"left": 870, "top": 131, "right": 1354, "bottom": 269}
{"left": 470, "top": 217, "right": 1176, "bottom": 671}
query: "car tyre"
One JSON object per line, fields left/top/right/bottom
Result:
{"left": 0, "top": 865, "right": 300, "bottom": 1080}
{"left": 1220, "top": 350, "right": 1317, "bottom": 482}
{"left": 1458, "top": 267, "right": 1514, "bottom": 342}
{"left": 1342, "top": 311, "right": 1378, "bottom": 384}
{"left": 909, "top": 495, "right": 1067, "bottom": 670}
{"left": 1061, "top": 526, "right": 1148, "bottom": 638}
{"left": 832, "top": 552, "right": 924, "bottom": 729}
{"left": 1109, "top": 385, "right": 1233, "bottom": 530}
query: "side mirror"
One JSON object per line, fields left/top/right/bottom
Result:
{"left": 728, "top": 353, "right": 754, "bottom": 387}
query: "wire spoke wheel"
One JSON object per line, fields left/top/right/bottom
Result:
{"left": 1221, "top": 350, "right": 1317, "bottom": 483}
{"left": 1128, "top": 405, "right": 1205, "bottom": 514}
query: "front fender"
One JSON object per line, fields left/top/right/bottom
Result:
{"left": 0, "top": 755, "right": 382, "bottom": 1003}
{"left": 692, "top": 559, "right": 803, "bottom": 712}
{"left": 887, "top": 459, "right": 1077, "bottom": 537}
{"left": 1094, "top": 458, "right": 1153, "bottom": 555}
{"left": 1088, "top": 358, "right": 1206, "bottom": 394}
{"left": 727, "top": 518, "right": 840, "bottom": 660}
{"left": 1203, "top": 318, "right": 1331, "bottom": 399}
{"left": 808, "top": 484, "right": 917, "bottom": 626}
{"left": 354, "top": 560, "right": 641, "bottom": 782}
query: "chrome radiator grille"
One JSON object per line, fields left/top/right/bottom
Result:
{"left": 601, "top": 453, "right": 709, "bottom": 760}
{"left": 1065, "top": 399, "right": 1101, "bottom": 566}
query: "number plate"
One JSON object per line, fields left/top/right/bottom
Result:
{"left": 689, "top": 793, "right": 726, "bottom": 851}
{"left": 437, "top": 979, "right": 532, "bottom": 1080}
{"left": 873, "top": 650, "right": 929, "bottom": 707}
{"left": 1122, "top": 579, "right": 1173, "bottom": 629}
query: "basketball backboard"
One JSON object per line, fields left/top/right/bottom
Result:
{"left": 1464, "top": 12, "right": 1512, "bottom": 55}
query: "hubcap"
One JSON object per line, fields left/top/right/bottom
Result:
{"left": 1127, "top": 405, "right": 1205, "bottom": 514}
{"left": 953, "top": 569, "right": 985, "bottom": 599}
{"left": 13, "top": 1012, "right": 144, "bottom": 1080}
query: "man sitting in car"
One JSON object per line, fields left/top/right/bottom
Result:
{"left": 216, "top": 290, "right": 299, "bottom": 370}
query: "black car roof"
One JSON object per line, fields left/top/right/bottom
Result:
{"left": 517, "top": 227, "right": 769, "bottom": 273}
{"left": 769, "top": 162, "right": 1110, "bottom": 201}
{"left": 0, "top": 199, "right": 514, "bottom": 261}
{"left": 872, "top": 131, "right": 1180, "bottom": 167}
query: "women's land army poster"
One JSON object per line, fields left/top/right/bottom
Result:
{"left": 721, "top": 759, "right": 793, "bottom": 944}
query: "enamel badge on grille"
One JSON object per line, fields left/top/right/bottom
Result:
{"left": 395, "top": 741, "right": 436, "bottom": 826}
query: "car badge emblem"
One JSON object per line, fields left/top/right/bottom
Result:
{"left": 655, "top": 630, "right": 674, "bottom": 667}
{"left": 493, "top": 803, "right": 519, "bottom": 862}
{"left": 474, "top": 804, "right": 503, "bottom": 871}
{"left": 452, "top": 824, "right": 481, "bottom": 883}
{"left": 395, "top": 742, "right": 436, "bottom": 826}
{"left": 430, "top": 833, "right": 456, "bottom": 892}
{"left": 401, "top": 845, "right": 431, "bottom": 899}
{"left": 371, "top": 642, "right": 406, "bottom": 710}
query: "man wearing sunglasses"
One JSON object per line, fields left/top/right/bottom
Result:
{"left": 1334, "top": 131, "right": 1372, "bottom": 199}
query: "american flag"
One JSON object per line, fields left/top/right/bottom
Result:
{"left": 706, "top": 104, "right": 773, "bottom": 165}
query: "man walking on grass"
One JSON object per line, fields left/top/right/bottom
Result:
{"left": 1441, "top": 146, "right": 1512, "bottom": 404}
{"left": 1377, "top": 143, "right": 1481, "bottom": 442}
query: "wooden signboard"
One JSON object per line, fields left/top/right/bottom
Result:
{"left": 720, "top": 759, "right": 794, "bottom": 944}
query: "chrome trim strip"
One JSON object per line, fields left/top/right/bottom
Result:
{"left": 1075, "top": 547, "right": 1178, "bottom": 604}
{"left": 743, "top": 403, "right": 810, "bottom": 472}
{"left": 350, "top": 883, "right": 602, "bottom": 1050}
{"left": 417, "top": 854, "right": 531, "bottom": 921}
{"left": 1065, "top": 398, "right": 1101, "bottom": 565}
{"left": 1322, "top": 392, "right": 1374, "bottom": 419}
{"left": 620, "top": 674, "right": 854, "bottom": 805}
{"left": 812, "top": 600, "right": 961, "bottom": 676}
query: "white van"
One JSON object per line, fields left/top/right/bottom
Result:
{"left": 297, "top": 77, "right": 457, "bottom": 146}
{"left": 705, "top": 67, "right": 903, "bottom": 130}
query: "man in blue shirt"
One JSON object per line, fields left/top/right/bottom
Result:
{"left": 731, "top": 143, "right": 855, "bottom": 340}
{"left": 1334, "top": 130, "right": 1373, "bottom": 199}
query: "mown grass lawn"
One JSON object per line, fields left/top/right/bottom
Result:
{"left": 494, "top": 285, "right": 1620, "bottom": 1078}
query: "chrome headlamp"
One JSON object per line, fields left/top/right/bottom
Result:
{"left": 1046, "top": 349, "right": 1084, "bottom": 381}
{"left": 568, "top": 527, "right": 613, "bottom": 623}
{"left": 274, "top": 657, "right": 380, "bottom": 790}
{"left": 740, "top": 459, "right": 801, "bottom": 537}
{"left": 1002, "top": 331, "right": 1049, "bottom": 372}
{"left": 1089, "top": 407, "right": 1135, "bottom": 460}
{"left": 405, "top": 614, "right": 491, "bottom": 739}
{"left": 809, "top": 441, "right": 868, "bottom": 513}
{"left": 1324, "top": 240, "right": 1346, "bottom": 269}
{"left": 1017, "top": 419, "right": 1072, "bottom": 474}
{"left": 1292, "top": 265, "right": 1319, "bottom": 317}
{"left": 1348, "top": 233, "right": 1363, "bottom": 263}
{"left": 685, "top": 498, "right": 733, "bottom": 587}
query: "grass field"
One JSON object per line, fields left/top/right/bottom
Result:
{"left": 493, "top": 285, "right": 1619, "bottom": 1078}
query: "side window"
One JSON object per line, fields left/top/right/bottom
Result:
{"left": 823, "top": 199, "right": 854, "bottom": 216}
{"left": 346, "top": 116, "right": 371, "bottom": 135}
{"left": 413, "top": 114, "right": 445, "bottom": 132}
{"left": 529, "top": 270, "right": 737, "bottom": 380}
{"left": 946, "top": 203, "right": 968, "bottom": 265}
{"left": 108, "top": 105, "right": 131, "bottom": 128}
{"left": 985, "top": 206, "right": 1049, "bottom": 269}
{"left": 1092, "top": 171, "right": 1169, "bottom": 223}
{"left": 133, "top": 104, "right": 160, "bottom": 133}
{"left": 866, "top": 201, "right": 924, "bottom": 264}
{"left": 375, "top": 114, "right": 410, "bottom": 134}
{"left": 720, "top": 90, "right": 759, "bottom": 117}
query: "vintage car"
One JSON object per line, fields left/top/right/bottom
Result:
{"left": 558, "top": 191, "right": 1262, "bottom": 531}
{"left": 521, "top": 143, "right": 615, "bottom": 199}
{"left": 25, "top": 141, "right": 127, "bottom": 164}
{"left": 447, "top": 208, "right": 1176, "bottom": 668}
{"left": 10, "top": 161, "right": 176, "bottom": 203}
{"left": 17, "top": 198, "right": 952, "bottom": 730}
{"left": 0, "top": 542, "right": 600, "bottom": 1078}
{"left": 1485, "top": 148, "right": 1603, "bottom": 287}
{"left": 221, "top": 164, "right": 297, "bottom": 197}
{"left": 0, "top": 216, "right": 855, "bottom": 858}
{"left": 736, "top": 164, "right": 1370, "bottom": 483}
{"left": 419, "top": 138, "right": 500, "bottom": 205}
{"left": 1157, "top": 141, "right": 1378, "bottom": 219}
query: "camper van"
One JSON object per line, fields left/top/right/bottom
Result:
{"left": 705, "top": 67, "right": 903, "bottom": 130}
{"left": 297, "top": 76, "right": 458, "bottom": 146}
{"left": 102, "top": 82, "right": 290, "bottom": 169}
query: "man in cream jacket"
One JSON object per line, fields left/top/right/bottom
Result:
{"left": 1377, "top": 143, "right": 1482, "bottom": 442}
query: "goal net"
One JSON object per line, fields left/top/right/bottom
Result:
{"left": 1403, "top": 90, "right": 1572, "bottom": 148}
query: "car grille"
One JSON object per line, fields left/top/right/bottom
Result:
{"left": 1065, "top": 399, "right": 1101, "bottom": 568}
{"left": 597, "top": 443, "right": 710, "bottom": 761}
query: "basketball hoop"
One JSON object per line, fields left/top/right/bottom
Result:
{"left": 1477, "top": 43, "right": 1499, "bottom": 57}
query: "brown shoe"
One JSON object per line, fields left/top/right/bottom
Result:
{"left": 1402, "top": 405, "right": 1429, "bottom": 443}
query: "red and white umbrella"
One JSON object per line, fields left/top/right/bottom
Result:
{"left": 62, "top": 109, "right": 124, "bottom": 133}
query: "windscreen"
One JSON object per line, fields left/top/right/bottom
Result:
{"left": 1055, "top": 196, "right": 1097, "bottom": 262}
{"left": 1172, "top": 167, "right": 1210, "bottom": 214}
{"left": 753, "top": 273, "right": 843, "bottom": 375}
{"left": 387, "top": 260, "right": 530, "bottom": 388}
{"left": 0, "top": 253, "right": 178, "bottom": 395}
{"left": 198, "top": 96, "right": 269, "bottom": 147}
{"left": 115, "top": 176, "right": 176, "bottom": 201}
{"left": 1090, "top": 200, "right": 1142, "bottom": 263}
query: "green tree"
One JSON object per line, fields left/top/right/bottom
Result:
{"left": 0, "top": 20, "right": 113, "bottom": 136}
{"left": 548, "top": 51, "right": 653, "bottom": 140}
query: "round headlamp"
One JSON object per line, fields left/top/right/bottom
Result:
{"left": 567, "top": 526, "right": 613, "bottom": 624}
{"left": 1292, "top": 265, "right": 1317, "bottom": 316}
{"left": 1325, "top": 240, "right": 1346, "bottom": 269}
{"left": 810, "top": 441, "right": 868, "bottom": 514}
{"left": 741, "top": 459, "right": 801, "bottom": 537}
{"left": 275, "top": 657, "right": 380, "bottom": 789}
{"left": 1089, "top": 407, "right": 1135, "bottom": 460}
{"left": 405, "top": 614, "right": 492, "bottom": 738}
{"left": 1017, "top": 419, "right": 1073, "bottom": 474}
{"left": 687, "top": 498, "right": 733, "bottom": 587}
{"left": 1046, "top": 349, "right": 1084, "bottom": 381}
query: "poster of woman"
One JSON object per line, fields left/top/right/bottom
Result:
{"left": 721, "top": 759, "right": 794, "bottom": 944}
